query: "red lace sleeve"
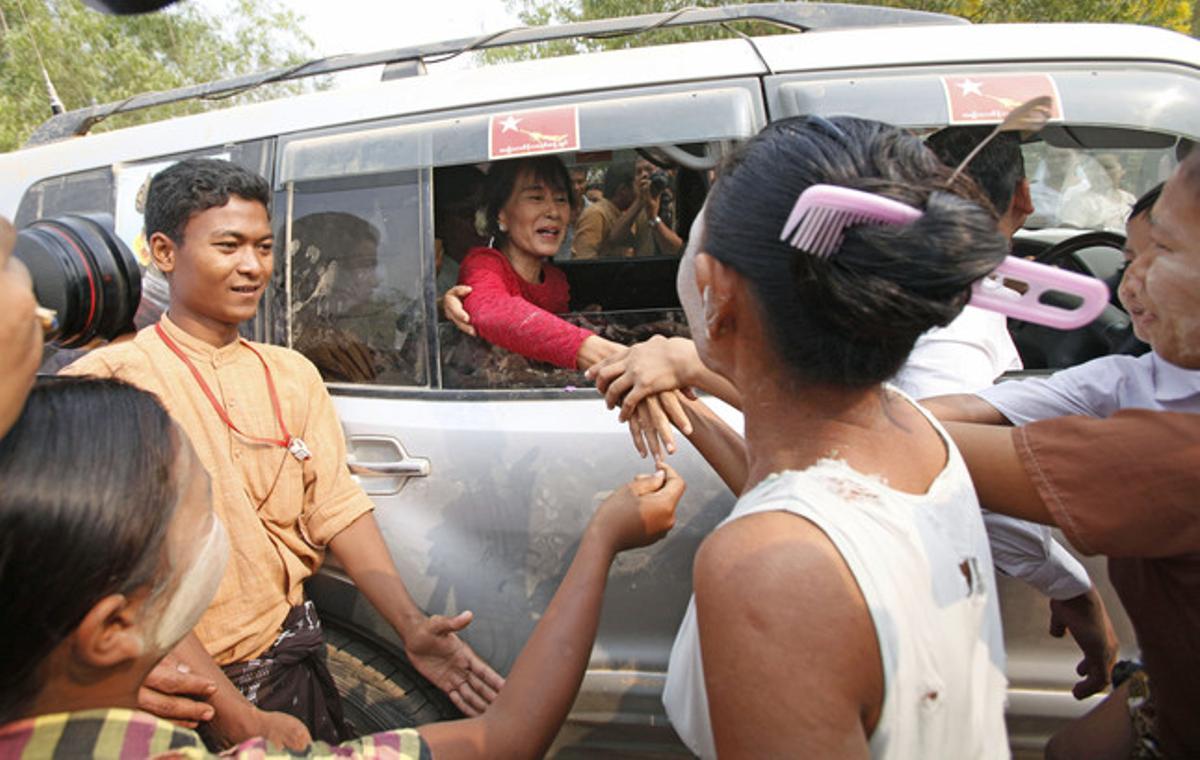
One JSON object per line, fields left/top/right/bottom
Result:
{"left": 460, "top": 250, "right": 593, "bottom": 369}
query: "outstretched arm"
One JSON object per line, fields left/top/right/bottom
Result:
{"left": 588, "top": 336, "right": 742, "bottom": 414}
{"left": 923, "top": 393, "right": 1010, "bottom": 425}
{"left": 418, "top": 466, "right": 686, "bottom": 760}
{"left": 943, "top": 421, "right": 1052, "bottom": 525}
{"left": 462, "top": 264, "right": 594, "bottom": 370}
{"left": 330, "top": 514, "right": 505, "bottom": 716}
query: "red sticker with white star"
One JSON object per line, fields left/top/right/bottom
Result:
{"left": 489, "top": 106, "right": 580, "bottom": 160}
{"left": 942, "top": 74, "right": 1063, "bottom": 125}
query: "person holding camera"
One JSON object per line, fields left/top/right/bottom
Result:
{"left": 59, "top": 158, "right": 504, "bottom": 750}
{"left": 0, "top": 216, "right": 43, "bottom": 441}
{"left": 572, "top": 158, "right": 682, "bottom": 259}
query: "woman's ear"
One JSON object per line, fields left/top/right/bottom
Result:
{"left": 71, "top": 593, "right": 147, "bottom": 669}
{"left": 695, "top": 253, "right": 737, "bottom": 339}
{"left": 149, "top": 232, "right": 176, "bottom": 275}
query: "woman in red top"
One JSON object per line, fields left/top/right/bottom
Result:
{"left": 459, "top": 156, "right": 623, "bottom": 370}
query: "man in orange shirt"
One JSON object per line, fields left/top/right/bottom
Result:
{"left": 64, "top": 158, "right": 503, "bottom": 749}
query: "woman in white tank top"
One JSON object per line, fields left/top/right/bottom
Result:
{"left": 635, "top": 117, "right": 1013, "bottom": 757}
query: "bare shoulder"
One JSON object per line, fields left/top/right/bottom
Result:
{"left": 695, "top": 510, "right": 858, "bottom": 606}
{"left": 694, "top": 510, "right": 882, "bottom": 758}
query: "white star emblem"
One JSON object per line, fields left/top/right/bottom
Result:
{"left": 957, "top": 78, "right": 984, "bottom": 97}
{"left": 499, "top": 115, "right": 521, "bottom": 133}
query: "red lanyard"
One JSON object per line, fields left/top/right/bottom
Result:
{"left": 154, "top": 323, "right": 311, "bottom": 460}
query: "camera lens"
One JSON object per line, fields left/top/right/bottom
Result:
{"left": 13, "top": 214, "right": 142, "bottom": 348}
{"left": 649, "top": 170, "right": 669, "bottom": 195}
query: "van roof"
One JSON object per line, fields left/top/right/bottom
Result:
{"left": 2, "top": 12, "right": 1198, "bottom": 211}
{"left": 25, "top": 2, "right": 964, "bottom": 146}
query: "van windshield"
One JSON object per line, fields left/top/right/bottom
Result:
{"left": 1022, "top": 142, "right": 1175, "bottom": 232}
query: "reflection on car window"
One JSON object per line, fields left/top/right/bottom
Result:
{"left": 285, "top": 174, "right": 429, "bottom": 386}
{"left": 1024, "top": 143, "right": 1174, "bottom": 231}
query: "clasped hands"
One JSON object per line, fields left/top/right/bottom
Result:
{"left": 442, "top": 289, "right": 694, "bottom": 461}
{"left": 586, "top": 335, "right": 700, "bottom": 462}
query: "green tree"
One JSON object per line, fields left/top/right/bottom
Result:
{"left": 0, "top": 0, "right": 316, "bottom": 151}
{"left": 490, "top": 0, "right": 1194, "bottom": 62}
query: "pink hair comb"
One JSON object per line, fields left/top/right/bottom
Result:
{"left": 972, "top": 256, "right": 1109, "bottom": 330}
{"left": 780, "top": 184, "right": 921, "bottom": 258}
{"left": 780, "top": 183, "right": 1110, "bottom": 330}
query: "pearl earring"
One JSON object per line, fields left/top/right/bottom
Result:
{"left": 498, "top": 222, "right": 508, "bottom": 232}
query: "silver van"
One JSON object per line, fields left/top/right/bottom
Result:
{"left": 4, "top": 4, "right": 1198, "bottom": 755}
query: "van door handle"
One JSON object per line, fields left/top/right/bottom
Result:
{"left": 348, "top": 458, "right": 430, "bottom": 478}
{"left": 345, "top": 435, "right": 430, "bottom": 496}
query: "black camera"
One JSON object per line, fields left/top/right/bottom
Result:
{"left": 649, "top": 170, "right": 670, "bottom": 197}
{"left": 13, "top": 214, "right": 142, "bottom": 348}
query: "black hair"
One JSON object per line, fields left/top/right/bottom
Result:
{"left": 1131, "top": 182, "right": 1164, "bottom": 220}
{"left": 145, "top": 158, "right": 271, "bottom": 243}
{"left": 603, "top": 161, "right": 635, "bottom": 200}
{"left": 0, "top": 377, "right": 181, "bottom": 723}
{"left": 482, "top": 155, "right": 578, "bottom": 242}
{"left": 434, "top": 164, "right": 486, "bottom": 211}
{"left": 925, "top": 126, "right": 1025, "bottom": 216}
{"left": 704, "top": 115, "right": 1009, "bottom": 387}
{"left": 1178, "top": 150, "right": 1200, "bottom": 201}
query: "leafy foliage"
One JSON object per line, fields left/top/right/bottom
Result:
{"left": 0, "top": 0, "right": 316, "bottom": 151}
{"left": 488, "top": 0, "right": 1194, "bottom": 62}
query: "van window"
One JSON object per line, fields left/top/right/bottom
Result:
{"left": 437, "top": 149, "right": 705, "bottom": 391}
{"left": 15, "top": 168, "right": 113, "bottom": 226}
{"left": 282, "top": 171, "right": 432, "bottom": 387}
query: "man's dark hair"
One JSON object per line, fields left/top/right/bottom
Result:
{"left": 0, "top": 377, "right": 181, "bottom": 723}
{"left": 704, "top": 115, "right": 1007, "bottom": 387}
{"left": 434, "top": 164, "right": 486, "bottom": 212}
{"left": 481, "top": 155, "right": 577, "bottom": 242}
{"left": 925, "top": 127, "right": 1026, "bottom": 216}
{"left": 1131, "top": 182, "right": 1164, "bottom": 220}
{"left": 603, "top": 161, "right": 636, "bottom": 200}
{"left": 145, "top": 158, "right": 271, "bottom": 243}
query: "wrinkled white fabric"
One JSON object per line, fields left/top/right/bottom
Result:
{"left": 664, "top": 391, "right": 1009, "bottom": 759}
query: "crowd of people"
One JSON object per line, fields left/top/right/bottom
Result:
{"left": 0, "top": 110, "right": 1196, "bottom": 760}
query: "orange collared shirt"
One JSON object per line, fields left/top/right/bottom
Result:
{"left": 62, "top": 315, "right": 374, "bottom": 664}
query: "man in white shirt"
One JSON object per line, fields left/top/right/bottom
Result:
{"left": 899, "top": 127, "right": 1118, "bottom": 699}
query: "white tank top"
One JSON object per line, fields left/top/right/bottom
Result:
{"left": 663, "top": 396, "right": 1010, "bottom": 759}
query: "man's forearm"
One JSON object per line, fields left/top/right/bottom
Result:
{"left": 651, "top": 220, "right": 682, "bottom": 255}
{"left": 923, "top": 393, "right": 1010, "bottom": 425}
{"left": 945, "top": 421, "right": 1054, "bottom": 525}
{"left": 607, "top": 198, "right": 644, "bottom": 246}
{"left": 328, "top": 512, "right": 427, "bottom": 640}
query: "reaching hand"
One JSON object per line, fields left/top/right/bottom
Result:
{"left": 1049, "top": 586, "right": 1120, "bottom": 699}
{"left": 441, "top": 284, "right": 475, "bottom": 337}
{"left": 590, "top": 464, "right": 686, "bottom": 553}
{"left": 205, "top": 704, "right": 311, "bottom": 752}
{"left": 254, "top": 708, "right": 312, "bottom": 751}
{"left": 626, "top": 390, "right": 693, "bottom": 463}
{"left": 0, "top": 217, "right": 43, "bottom": 439}
{"left": 586, "top": 336, "right": 700, "bottom": 420}
{"left": 405, "top": 611, "right": 506, "bottom": 717}
{"left": 137, "top": 654, "right": 217, "bottom": 728}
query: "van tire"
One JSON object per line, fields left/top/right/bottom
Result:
{"left": 324, "top": 625, "right": 461, "bottom": 735}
